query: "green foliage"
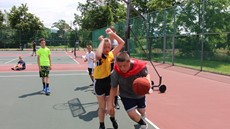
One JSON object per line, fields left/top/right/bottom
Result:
{"left": 68, "top": 30, "right": 79, "bottom": 47}
{"left": 73, "top": 0, "right": 126, "bottom": 46}
{"left": 75, "top": 0, "right": 126, "bottom": 30}
{"left": 0, "top": 29, "right": 19, "bottom": 48}
{"left": 0, "top": 10, "right": 4, "bottom": 28}
{"left": 52, "top": 20, "right": 71, "bottom": 38}
{"left": 7, "top": 3, "right": 44, "bottom": 49}
{"left": 147, "top": 0, "right": 174, "bottom": 11}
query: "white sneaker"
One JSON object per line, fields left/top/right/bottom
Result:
{"left": 139, "top": 123, "right": 148, "bottom": 129}
{"left": 117, "top": 96, "right": 121, "bottom": 100}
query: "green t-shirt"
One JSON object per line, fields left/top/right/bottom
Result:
{"left": 37, "top": 47, "right": 51, "bottom": 66}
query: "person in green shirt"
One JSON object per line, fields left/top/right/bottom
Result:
{"left": 37, "top": 38, "right": 52, "bottom": 95}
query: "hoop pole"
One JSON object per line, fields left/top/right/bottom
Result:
{"left": 124, "top": 0, "right": 131, "bottom": 54}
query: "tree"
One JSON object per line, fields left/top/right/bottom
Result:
{"left": 7, "top": 3, "right": 44, "bottom": 50}
{"left": 0, "top": 10, "right": 4, "bottom": 28}
{"left": 174, "top": 0, "right": 230, "bottom": 57}
{"left": 50, "top": 20, "right": 72, "bottom": 47}
{"left": 52, "top": 20, "right": 71, "bottom": 38}
{"left": 74, "top": 0, "right": 126, "bottom": 30}
{"left": 203, "top": 0, "right": 230, "bottom": 53}
{"left": 131, "top": 0, "right": 230, "bottom": 59}
{"left": 73, "top": 0, "right": 126, "bottom": 45}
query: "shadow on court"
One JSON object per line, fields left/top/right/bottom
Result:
{"left": 52, "top": 98, "right": 98, "bottom": 121}
{"left": 74, "top": 85, "right": 94, "bottom": 92}
{"left": 18, "top": 91, "right": 43, "bottom": 98}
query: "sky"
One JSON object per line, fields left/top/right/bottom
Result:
{"left": 0, "top": 0, "right": 86, "bottom": 28}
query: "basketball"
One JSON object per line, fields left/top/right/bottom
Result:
{"left": 132, "top": 77, "right": 150, "bottom": 96}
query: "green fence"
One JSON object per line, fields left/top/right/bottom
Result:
{"left": 92, "top": 1, "right": 230, "bottom": 75}
{"left": 0, "top": 29, "right": 86, "bottom": 51}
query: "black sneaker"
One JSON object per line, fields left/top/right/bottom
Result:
{"left": 111, "top": 119, "right": 118, "bottom": 129}
{"left": 115, "top": 102, "right": 120, "bottom": 110}
{"left": 99, "top": 126, "right": 105, "bottom": 129}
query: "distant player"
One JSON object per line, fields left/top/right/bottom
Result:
{"left": 84, "top": 45, "right": 95, "bottom": 86}
{"left": 37, "top": 38, "right": 52, "bottom": 95}
{"left": 31, "top": 40, "right": 36, "bottom": 56}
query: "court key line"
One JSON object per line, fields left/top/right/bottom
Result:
{"left": 4, "top": 57, "right": 18, "bottom": 64}
{"left": 65, "top": 51, "right": 80, "bottom": 64}
{"left": 0, "top": 73, "right": 88, "bottom": 78}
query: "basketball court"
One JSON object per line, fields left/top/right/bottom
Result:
{"left": 0, "top": 50, "right": 230, "bottom": 129}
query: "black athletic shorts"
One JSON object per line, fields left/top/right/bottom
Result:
{"left": 121, "top": 96, "right": 146, "bottom": 111}
{"left": 88, "top": 68, "right": 93, "bottom": 75}
{"left": 94, "top": 76, "right": 111, "bottom": 96}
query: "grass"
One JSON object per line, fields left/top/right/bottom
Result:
{"left": 166, "top": 58, "right": 230, "bottom": 75}
{"left": 131, "top": 52, "right": 230, "bottom": 75}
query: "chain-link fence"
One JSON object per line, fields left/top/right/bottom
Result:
{"left": 0, "top": 29, "right": 91, "bottom": 51}
{"left": 92, "top": 1, "right": 230, "bottom": 75}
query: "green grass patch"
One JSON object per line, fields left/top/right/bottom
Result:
{"left": 167, "top": 58, "right": 230, "bottom": 75}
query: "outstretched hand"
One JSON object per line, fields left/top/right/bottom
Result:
{"left": 105, "top": 28, "right": 114, "bottom": 35}
{"left": 98, "top": 35, "right": 104, "bottom": 41}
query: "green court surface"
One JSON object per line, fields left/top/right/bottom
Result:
{"left": 0, "top": 71, "right": 157, "bottom": 129}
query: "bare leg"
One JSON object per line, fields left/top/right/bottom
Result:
{"left": 97, "top": 95, "right": 106, "bottom": 127}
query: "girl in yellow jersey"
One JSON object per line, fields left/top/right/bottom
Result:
{"left": 94, "top": 28, "right": 125, "bottom": 129}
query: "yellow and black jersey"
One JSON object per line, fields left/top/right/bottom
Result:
{"left": 94, "top": 51, "right": 114, "bottom": 79}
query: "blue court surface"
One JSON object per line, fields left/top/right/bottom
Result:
{"left": 0, "top": 70, "right": 158, "bottom": 129}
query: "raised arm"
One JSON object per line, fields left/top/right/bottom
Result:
{"left": 105, "top": 28, "right": 125, "bottom": 56}
{"left": 95, "top": 39, "right": 105, "bottom": 60}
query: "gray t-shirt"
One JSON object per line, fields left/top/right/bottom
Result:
{"left": 111, "top": 61, "right": 148, "bottom": 99}
{"left": 111, "top": 39, "right": 118, "bottom": 49}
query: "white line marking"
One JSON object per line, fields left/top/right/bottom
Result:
{"left": 0, "top": 70, "right": 88, "bottom": 74}
{"left": 0, "top": 73, "right": 88, "bottom": 78}
{"left": 136, "top": 111, "right": 160, "bottom": 129}
{"left": 4, "top": 57, "right": 18, "bottom": 64}
{"left": 145, "top": 117, "right": 160, "bottom": 129}
{"left": 65, "top": 51, "right": 79, "bottom": 64}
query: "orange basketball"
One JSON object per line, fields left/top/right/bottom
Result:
{"left": 132, "top": 77, "right": 150, "bottom": 96}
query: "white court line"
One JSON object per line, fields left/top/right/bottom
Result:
{"left": 136, "top": 111, "right": 160, "bottom": 129}
{"left": 65, "top": 51, "right": 80, "bottom": 64}
{"left": 0, "top": 70, "right": 87, "bottom": 73}
{"left": 4, "top": 57, "right": 18, "bottom": 64}
{"left": 0, "top": 73, "right": 88, "bottom": 78}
